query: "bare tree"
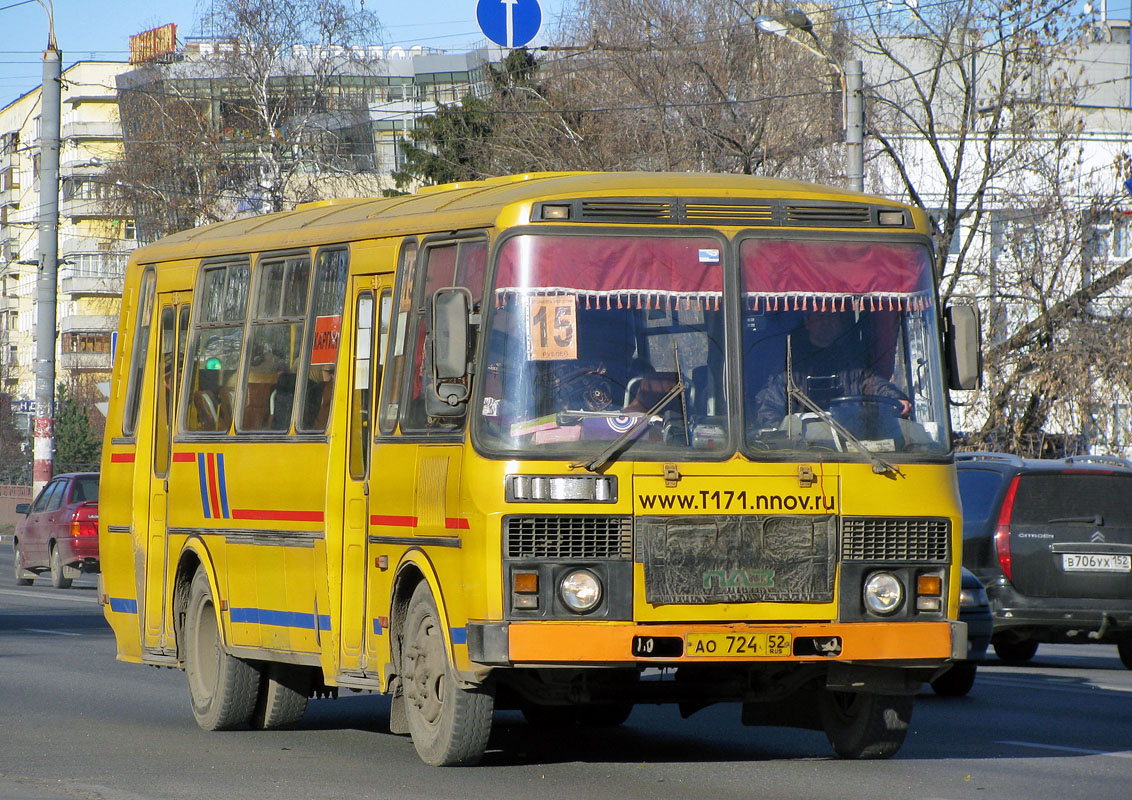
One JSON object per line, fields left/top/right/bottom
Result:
{"left": 113, "top": 0, "right": 384, "bottom": 238}
{"left": 443, "top": 0, "right": 846, "bottom": 180}
{"left": 847, "top": 0, "right": 1132, "bottom": 453}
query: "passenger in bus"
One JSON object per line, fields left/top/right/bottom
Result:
{"left": 753, "top": 310, "right": 910, "bottom": 429}
{"left": 192, "top": 368, "right": 231, "bottom": 431}
{"left": 268, "top": 372, "right": 296, "bottom": 430}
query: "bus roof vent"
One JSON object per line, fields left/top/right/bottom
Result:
{"left": 785, "top": 204, "right": 872, "bottom": 225}
{"left": 684, "top": 201, "right": 775, "bottom": 224}
{"left": 579, "top": 200, "right": 674, "bottom": 221}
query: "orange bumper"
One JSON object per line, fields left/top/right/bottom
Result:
{"left": 505, "top": 620, "right": 962, "bottom": 664}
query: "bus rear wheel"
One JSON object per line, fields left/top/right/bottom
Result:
{"left": 819, "top": 690, "right": 912, "bottom": 759}
{"left": 253, "top": 662, "right": 311, "bottom": 730}
{"left": 402, "top": 582, "right": 493, "bottom": 766}
{"left": 183, "top": 568, "right": 259, "bottom": 731}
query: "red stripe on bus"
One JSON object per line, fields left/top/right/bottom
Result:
{"left": 110, "top": 453, "right": 135, "bottom": 463}
{"left": 172, "top": 452, "right": 196, "bottom": 462}
{"left": 206, "top": 453, "right": 221, "bottom": 518}
{"left": 445, "top": 518, "right": 470, "bottom": 530}
{"left": 370, "top": 515, "right": 418, "bottom": 527}
{"left": 231, "top": 509, "right": 325, "bottom": 522}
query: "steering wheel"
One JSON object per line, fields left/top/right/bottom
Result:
{"left": 830, "top": 395, "right": 909, "bottom": 419}
{"left": 554, "top": 367, "right": 616, "bottom": 412}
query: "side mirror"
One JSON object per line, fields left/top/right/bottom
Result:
{"left": 944, "top": 299, "right": 982, "bottom": 391}
{"left": 15, "top": 502, "right": 29, "bottom": 515}
{"left": 424, "top": 287, "right": 472, "bottom": 418}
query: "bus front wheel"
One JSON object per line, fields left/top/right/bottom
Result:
{"left": 819, "top": 690, "right": 912, "bottom": 759}
{"left": 402, "top": 582, "right": 493, "bottom": 766}
{"left": 183, "top": 568, "right": 259, "bottom": 731}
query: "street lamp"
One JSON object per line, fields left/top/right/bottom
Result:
{"left": 754, "top": 9, "right": 865, "bottom": 193}
{"left": 33, "top": 0, "right": 61, "bottom": 495}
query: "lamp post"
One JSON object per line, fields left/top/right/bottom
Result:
{"left": 754, "top": 9, "right": 864, "bottom": 193}
{"left": 33, "top": 0, "right": 61, "bottom": 495}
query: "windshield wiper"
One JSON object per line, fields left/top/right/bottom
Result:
{"left": 784, "top": 338, "right": 903, "bottom": 479}
{"left": 570, "top": 380, "right": 687, "bottom": 473}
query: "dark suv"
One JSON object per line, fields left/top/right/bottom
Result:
{"left": 956, "top": 452, "right": 1132, "bottom": 668}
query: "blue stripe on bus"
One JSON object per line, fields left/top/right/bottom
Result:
{"left": 450, "top": 627, "right": 467, "bottom": 645}
{"left": 228, "top": 607, "right": 332, "bottom": 632}
{"left": 372, "top": 619, "right": 384, "bottom": 635}
{"left": 109, "top": 597, "right": 138, "bottom": 614}
{"left": 217, "top": 452, "right": 230, "bottom": 518}
{"left": 197, "top": 454, "right": 211, "bottom": 519}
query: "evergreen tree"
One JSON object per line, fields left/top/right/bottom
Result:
{"left": 54, "top": 382, "right": 101, "bottom": 472}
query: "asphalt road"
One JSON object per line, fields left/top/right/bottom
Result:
{"left": 2, "top": 550, "right": 1131, "bottom": 800}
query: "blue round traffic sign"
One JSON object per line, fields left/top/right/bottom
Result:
{"left": 476, "top": 0, "right": 542, "bottom": 49}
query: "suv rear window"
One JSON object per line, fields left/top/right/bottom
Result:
{"left": 1011, "top": 472, "right": 1132, "bottom": 526}
{"left": 957, "top": 468, "right": 1004, "bottom": 522}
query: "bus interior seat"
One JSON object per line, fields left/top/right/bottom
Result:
{"left": 689, "top": 364, "right": 717, "bottom": 416}
{"left": 625, "top": 370, "right": 679, "bottom": 413}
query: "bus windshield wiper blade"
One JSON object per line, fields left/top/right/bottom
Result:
{"left": 785, "top": 382, "right": 903, "bottom": 479}
{"left": 570, "top": 381, "right": 686, "bottom": 473}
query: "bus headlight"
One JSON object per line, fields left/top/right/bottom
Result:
{"left": 560, "top": 569, "right": 602, "bottom": 613}
{"left": 863, "top": 572, "right": 903, "bottom": 615}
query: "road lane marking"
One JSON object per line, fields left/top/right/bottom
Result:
{"left": 21, "top": 628, "right": 82, "bottom": 636}
{"left": 998, "top": 741, "right": 1132, "bottom": 759}
{"left": 977, "top": 674, "right": 1132, "bottom": 695}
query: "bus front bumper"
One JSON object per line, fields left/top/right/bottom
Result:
{"left": 466, "top": 619, "right": 966, "bottom": 667}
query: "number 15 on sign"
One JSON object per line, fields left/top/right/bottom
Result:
{"left": 528, "top": 295, "right": 577, "bottom": 360}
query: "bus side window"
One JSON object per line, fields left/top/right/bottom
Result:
{"left": 378, "top": 240, "right": 417, "bottom": 435}
{"left": 182, "top": 261, "right": 250, "bottom": 433}
{"left": 121, "top": 268, "right": 156, "bottom": 437}
{"left": 297, "top": 248, "right": 349, "bottom": 433}
{"left": 239, "top": 254, "right": 311, "bottom": 432}
{"left": 399, "top": 238, "right": 485, "bottom": 433}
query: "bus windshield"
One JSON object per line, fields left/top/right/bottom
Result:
{"left": 476, "top": 232, "right": 949, "bottom": 460}
{"left": 741, "top": 238, "right": 949, "bottom": 456}
{"left": 478, "top": 233, "right": 729, "bottom": 459}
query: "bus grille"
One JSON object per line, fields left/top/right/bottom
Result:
{"left": 504, "top": 516, "right": 633, "bottom": 560}
{"left": 841, "top": 517, "right": 951, "bottom": 562}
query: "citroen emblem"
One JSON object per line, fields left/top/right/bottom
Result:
{"left": 1090, "top": 531, "right": 1107, "bottom": 543}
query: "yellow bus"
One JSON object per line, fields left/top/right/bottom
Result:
{"left": 99, "top": 172, "right": 980, "bottom": 765}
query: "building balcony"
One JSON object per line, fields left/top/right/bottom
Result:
{"left": 61, "top": 274, "right": 124, "bottom": 297}
{"left": 60, "top": 119, "right": 121, "bottom": 141}
{"left": 0, "top": 185, "right": 20, "bottom": 208}
{"left": 59, "top": 351, "right": 112, "bottom": 371}
{"left": 60, "top": 314, "right": 116, "bottom": 334}
{"left": 0, "top": 294, "right": 17, "bottom": 311}
{"left": 61, "top": 197, "right": 116, "bottom": 220}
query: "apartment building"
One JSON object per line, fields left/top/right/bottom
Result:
{"left": 0, "top": 60, "right": 136, "bottom": 434}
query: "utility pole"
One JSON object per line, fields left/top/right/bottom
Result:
{"left": 33, "top": 1, "right": 60, "bottom": 496}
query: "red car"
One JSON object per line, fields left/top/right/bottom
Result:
{"left": 12, "top": 472, "right": 100, "bottom": 589}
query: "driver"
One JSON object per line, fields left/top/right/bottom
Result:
{"left": 753, "top": 310, "right": 911, "bottom": 428}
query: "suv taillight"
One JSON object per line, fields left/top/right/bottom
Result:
{"left": 994, "top": 475, "right": 1021, "bottom": 581}
{"left": 70, "top": 502, "right": 98, "bottom": 537}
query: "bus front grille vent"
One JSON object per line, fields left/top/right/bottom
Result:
{"left": 785, "top": 204, "right": 871, "bottom": 225}
{"left": 841, "top": 517, "right": 950, "bottom": 562}
{"left": 684, "top": 202, "right": 775, "bottom": 224}
{"left": 579, "top": 201, "right": 674, "bottom": 220}
{"left": 505, "top": 516, "right": 633, "bottom": 560}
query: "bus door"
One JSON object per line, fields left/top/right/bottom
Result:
{"left": 144, "top": 298, "right": 190, "bottom": 654}
{"left": 340, "top": 278, "right": 392, "bottom": 674}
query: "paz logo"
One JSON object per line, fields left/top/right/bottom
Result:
{"left": 703, "top": 569, "right": 775, "bottom": 590}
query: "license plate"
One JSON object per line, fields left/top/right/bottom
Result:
{"left": 685, "top": 632, "right": 792, "bottom": 658}
{"left": 1061, "top": 553, "right": 1132, "bottom": 573}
